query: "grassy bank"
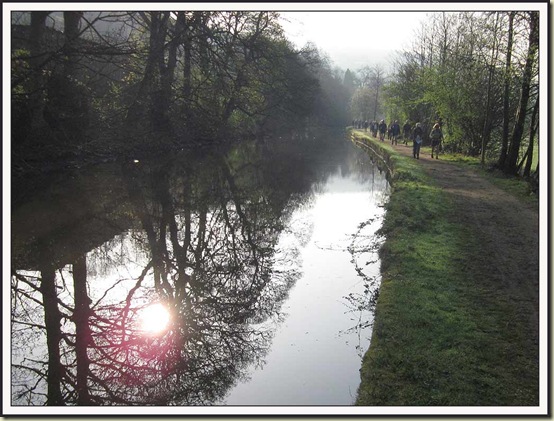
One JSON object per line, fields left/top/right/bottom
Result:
{"left": 352, "top": 131, "right": 538, "bottom": 406}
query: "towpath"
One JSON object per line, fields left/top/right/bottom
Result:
{"left": 391, "top": 142, "right": 540, "bottom": 349}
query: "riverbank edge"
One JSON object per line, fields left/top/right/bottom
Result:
{"left": 349, "top": 130, "right": 539, "bottom": 406}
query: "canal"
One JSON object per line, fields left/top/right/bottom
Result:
{"left": 10, "top": 130, "right": 389, "bottom": 407}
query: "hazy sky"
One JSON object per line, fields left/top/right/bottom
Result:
{"left": 279, "top": 11, "right": 427, "bottom": 70}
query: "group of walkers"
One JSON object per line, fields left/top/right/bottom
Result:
{"left": 410, "top": 121, "right": 444, "bottom": 159}
{"left": 352, "top": 119, "right": 402, "bottom": 144}
{"left": 353, "top": 119, "right": 444, "bottom": 160}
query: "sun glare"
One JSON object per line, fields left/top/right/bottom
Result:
{"left": 139, "top": 303, "right": 171, "bottom": 335}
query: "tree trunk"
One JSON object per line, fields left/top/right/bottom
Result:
{"left": 515, "top": 148, "right": 528, "bottom": 174}
{"left": 63, "top": 12, "right": 83, "bottom": 79}
{"left": 526, "top": 162, "right": 539, "bottom": 194}
{"left": 28, "top": 12, "right": 50, "bottom": 130}
{"left": 126, "top": 12, "right": 166, "bottom": 127}
{"left": 498, "top": 11, "right": 515, "bottom": 169}
{"left": 40, "top": 266, "right": 65, "bottom": 405}
{"left": 182, "top": 12, "right": 196, "bottom": 118}
{"left": 505, "top": 11, "right": 538, "bottom": 175}
{"left": 481, "top": 13, "right": 500, "bottom": 165}
{"left": 73, "top": 255, "right": 92, "bottom": 405}
{"left": 150, "top": 12, "right": 170, "bottom": 129}
{"left": 161, "top": 12, "right": 185, "bottom": 124}
{"left": 153, "top": 12, "right": 171, "bottom": 128}
{"left": 523, "top": 93, "right": 539, "bottom": 178}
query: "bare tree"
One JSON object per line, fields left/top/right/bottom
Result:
{"left": 480, "top": 12, "right": 502, "bottom": 165}
{"left": 522, "top": 90, "right": 539, "bottom": 178}
{"left": 369, "top": 65, "right": 386, "bottom": 121}
{"left": 505, "top": 11, "right": 538, "bottom": 175}
{"left": 40, "top": 265, "right": 65, "bottom": 405}
{"left": 497, "top": 11, "right": 516, "bottom": 169}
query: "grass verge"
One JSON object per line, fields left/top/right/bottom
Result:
{"left": 352, "top": 132, "right": 539, "bottom": 406}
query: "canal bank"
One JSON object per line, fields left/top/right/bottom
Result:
{"left": 350, "top": 130, "right": 541, "bottom": 407}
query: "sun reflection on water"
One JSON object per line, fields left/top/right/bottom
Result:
{"left": 138, "top": 303, "right": 171, "bottom": 335}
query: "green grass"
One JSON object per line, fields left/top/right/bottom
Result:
{"left": 351, "top": 132, "right": 539, "bottom": 406}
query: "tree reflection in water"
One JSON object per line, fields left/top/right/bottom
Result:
{"left": 11, "top": 137, "right": 329, "bottom": 406}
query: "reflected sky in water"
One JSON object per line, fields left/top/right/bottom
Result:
{"left": 223, "top": 167, "right": 388, "bottom": 406}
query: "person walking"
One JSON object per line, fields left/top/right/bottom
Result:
{"left": 412, "top": 122, "right": 423, "bottom": 159}
{"left": 402, "top": 120, "right": 411, "bottom": 145}
{"left": 378, "top": 120, "right": 387, "bottom": 142}
{"left": 429, "top": 123, "right": 444, "bottom": 159}
{"left": 371, "top": 121, "right": 378, "bottom": 138}
{"left": 391, "top": 120, "right": 401, "bottom": 145}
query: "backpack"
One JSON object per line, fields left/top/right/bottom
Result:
{"left": 430, "top": 128, "right": 442, "bottom": 140}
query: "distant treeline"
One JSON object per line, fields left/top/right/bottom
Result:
{"left": 11, "top": 11, "right": 351, "bottom": 173}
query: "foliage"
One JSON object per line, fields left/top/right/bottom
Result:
{"left": 11, "top": 11, "right": 351, "bottom": 172}
{"left": 350, "top": 87, "right": 375, "bottom": 121}
{"left": 381, "top": 11, "right": 540, "bottom": 177}
{"left": 350, "top": 64, "right": 387, "bottom": 123}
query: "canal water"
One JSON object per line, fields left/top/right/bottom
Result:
{"left": 10, "top": 130, "right": 389, "bottom": 407}
{"left": 222, "top": 159, "right": 388, "bottom": 405}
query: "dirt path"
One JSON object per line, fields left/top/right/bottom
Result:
{"left": 391, "top": 142, "right": 540, "bottom": 347}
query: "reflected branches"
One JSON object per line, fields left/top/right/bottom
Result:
{"left": 340, "top": 214, "right": 387, "bottom": 358}
{"left": 11, "top": 133, "right": 380, "bottom": 406}
{"left": 11, "top": 141, "right": 316, "bottom": 405}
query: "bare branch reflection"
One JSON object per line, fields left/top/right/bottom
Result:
{"left": 12, "top": 136, "right": 341, "bottom": 405}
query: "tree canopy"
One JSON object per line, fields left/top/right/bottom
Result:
{"left": 11, "top": 11, "right": 350, "bottom": 173}
{"left": 345, "top": 11, "right": 539, "bottom": 184}
{"left": 381, "top": 11, "right": 539, "bottom": 180}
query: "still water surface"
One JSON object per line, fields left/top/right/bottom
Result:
{"left": 223, "top": 173, "right": 387, "bottom": 405}
{"left": 10, "top": 132, "right": 389, "bottom": 407}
